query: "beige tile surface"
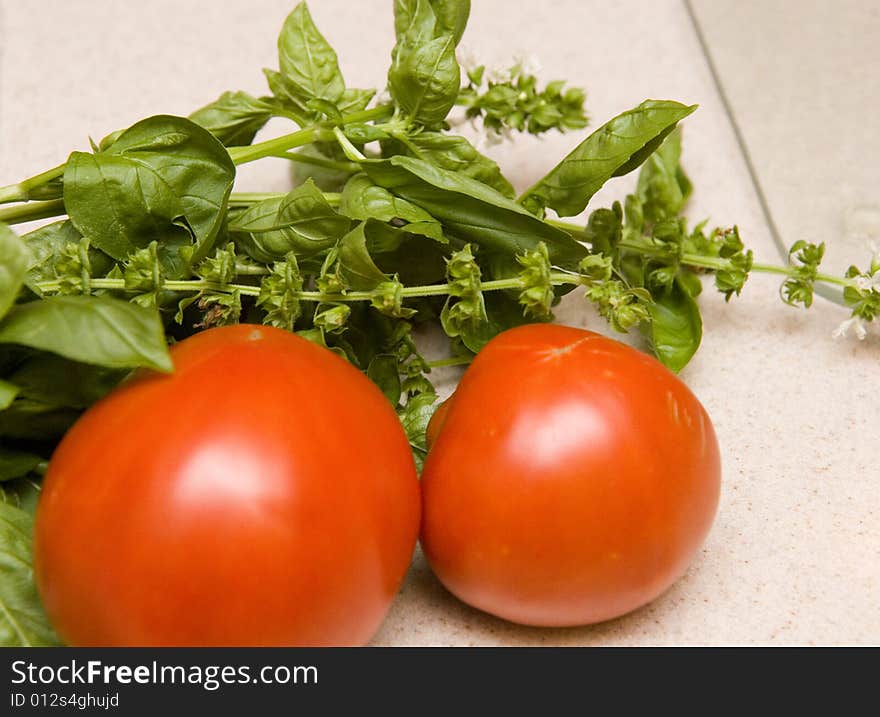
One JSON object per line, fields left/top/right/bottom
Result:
{"left": 1, "top": 0, "right": 877, "bottom": 645}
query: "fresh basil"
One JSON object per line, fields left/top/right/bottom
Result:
{"left": 0, "top": 296, "right": 173, "bottom": 373}
{"left": 646, "top": 277, "right": 702, "bottom": 373}
{"left": 519, "top": 100, "right": 697, "bottom": 217}
{"left": 230, "top": 179, "right": 350, "bottom": 261}
{"left": 0, "top": 448, "right": 42, "bottom": 482}
{"left": 64, "top": 115, "right": 235, "bottom": 268}
{"left": 0, "top": 224, "right": 28, "bottom": 320}
{"left": 277, "top": 3, "right": 345, "bottom": 105}
{"left": 361, "top": 155, "right": 587, "bottom": 267}
{"left": 340, "top": 173, "right": 444, "bottom": 241}
{"left": 189, "top": 91, "right": 276, "bottom": 147}
{"left": 0, "top": 502, "right": 61, "bottom": 646}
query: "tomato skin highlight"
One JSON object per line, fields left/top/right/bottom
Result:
{"left": 420, "top": 324, "right": 720, "bottom": 627}
{"left": 34, "top": 324, "right": 420, "bottom": 646}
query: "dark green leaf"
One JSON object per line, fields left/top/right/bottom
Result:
{"left": 9, "top": 354, "right": 125, "bottom": 409}
{"left": 230, "top": 179, "right": 350, "bottom": 261}
{"left": 519, "top": 100, "right": 697, "bottom": 217}
{"left": 384, "top": 132, "right": 515, "bottom": 198}
{"left": 336, "top": 222, "right": 391, "bottom": 290}
{"left": 189, "top": 91, "right": 276, "bottom": 147}
{"left": 646, "top": 278, "right": 702, "bottom": 373}
{"left": 0, "top": 224, "right": 28, "bottom": 320}
{"left": 340, "top": 173, "right": 444, "bottom": 241}
{"left": 64, "top": 115, "right": 235, "bottom": 268}
{"left": 0, "top": 399, "right": 79, "bottom": 441}
{"left": 0, "top": 296, "right": 172, "bottom": 372}
{"left": 367, "top": 354, "right": 402, "bottom": 406}
{"left": 0, "top": 502, "right": 61, "bottom": 646}
{"left": 0, "top": 448, "right": 42, "bottom": 482}
{"left": 362, "top": 155, "right": 587, "bottom": 267}
{"left": 636, "top": 127, "right": 692, "bottom": 222}
{"left": 0, "top": 379, "right": 19, "bottom": 410}
{"left": 21, "top": 221, "right": 114, "bottom": 295}
{"left": 0, "top": 477, "right": 41, "bottom": 514}
{"left": 277, "top": 2, "right": 345, "bottom": 104}
{"left": 398, "top": 390, "right": 439, "bottom": 471}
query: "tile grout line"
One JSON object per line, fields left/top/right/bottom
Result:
{"left": 681, "top": 0, "right": 842, "bottom": 304}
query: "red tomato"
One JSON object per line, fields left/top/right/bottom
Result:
{"left": 420, "top": 324, "right": 720, "bottom": 627}
{"left": 425, "top": 396, "right": 452, "bottom": 451}
{"left": 34, "top": 324, "right": 420, "bottom": 646}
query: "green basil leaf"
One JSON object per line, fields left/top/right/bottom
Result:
{"left": 337, "top": 88, "right": 376, "bottom": 114}
{"left": 337, "top": 222, "right": 391, "bottom": 290}
{"left": 395, "top": 0, "right": 470, "bottom": 45}
{"left": 646, "top": 277, "right": 702, "bottom": 373}
{"left": 384, "top": 132, "right": 515, "bottom": 198}
{"left": 389, "top": 32, "right": 459, "bottom": 127}
{"left": 0, "top": 449, "right": 42, "bottom": 482}
{"left": 398, "top": 391, "right": 438, "bottom": 471}
{"left": 361, "top": 155, "right": 587, "bottom": 267}
{"left": 0, "top": 502, "right": 61, "bottom": 646}
{"left": 1, "top": 477, "right": 41, "bottom": 515}
{"left": 277, "top": 2, "right": 345, "bottom": 104}
{"left": 340, "top": 173, "right": 445, "bottom": 241}
{"left": 0, "top": 379, "right": 19, "bottom": 411}
{"left": 9, "top": 355, "right": 125, "bottom": 409}
{"left": 230, "top": 179, "right": 350, "bottom": 261}
{"left": 519, "top": 100, "right": 697, "bottom": 217}
{"left": 0, "top": 400, "right": 79, "bottom": 441}
{"left": 0, "top": 224, "right": 28, "bottom": 320}
{"left": 367, "top": 354, "right": 402, "bottom": 406}
{"left": 0, "top": 296, "right": 173, "bottom": 373}
{"left": 64, "top": 115, "right": 235, "bottom": 268}
{"left": 21, "top": 221, "right": 114, "bottom": 295}
{"left": 189, "top": 91, "right": 276, "bottom": 147}
{"left": 636, "top": 127, "right": 692, "bottom": 222}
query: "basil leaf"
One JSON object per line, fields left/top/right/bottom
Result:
{"left": 337, "top": 88, "right": 376, "bottom": 114}
{"left": 277, "top": 2, "right": 345, "bottom": 104}
{"left": 64, "top": 115, "right": 235, "bottom": 268}
{"left": 384, "top": 132, "right": 515, "bottom": 198}
{"left": 519, "top": 100, "right": 697, "bottom": 217}
{"left": 362, "top": 155, "right": 587, "bottom": 267}
{"left": 636, "top": 128, "right": 692, "bottom": 223}
{"left": 0, "top": 296, "right": 173, "bottom": 372}
{"left": 389, "top": 0, "right": 461, "bottom": 127}
{"left": 340, "top": 173, "right": 445, "bottom": 241}
{"left": 367, "top": 354, "right": 402, "bottom": 406}
{"left": 646, "top": 277, "right": 702, "bottom": 373}
{"left": 21, "top": 221, "right": 114, "bottom": 294}
{"left": 9, "top": 355, "right": 125, "bottom": 409}
{"left": 0, "top": 380, "right": 19, "bottom": 411}
{"left": 189, "top": 91, "right": 276, "bottom": 147}
{"left": 337, "top": 222, "right": 391, "bottom": 290}
{"left": 0, "top": 449, "right": 42, "bottom": 482}
{"left": 395, "top": 0, "right": 470, "bottom": 45}
{"left": 0, "top": 502, "right": 61, "bottom": 646}
{"left": 0, "top": 400, "right": 79, "bottom": 441}
{"left": 230, "top": 179, "right": 350, "bottom": 261}
{"left": 389, "top": 33, "right": 459, "bottom": 127}
{"left": 399, "top": 391, "right": 438, "bottom": 471}
{"left": 0, "top": 224, "right": 28, "bottom": 320}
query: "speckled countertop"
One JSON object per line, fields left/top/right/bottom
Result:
{"left": 1, "top": 0, "right": 877, "bottom": 645}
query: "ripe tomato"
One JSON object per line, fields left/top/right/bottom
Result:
{"left": 34, "top": 324, "right": 420, "bottom": 646}
{"left": 420, "top": 324, "right": 720, "bottom": 627}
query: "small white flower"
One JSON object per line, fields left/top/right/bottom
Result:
{"left": 853, "top": 272, "right": 880, "bottom": 293}
{"left": 456, "top": 45, "right": 480, "bottom": 75}
{"left": 486, "top": 65, "right": 512, "bottom": 85}
{"left": 514, "top": 52, "right": 542, "bottom": 77}
{"left": 833, "top": 316, "right": 868, "bottom": 341}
